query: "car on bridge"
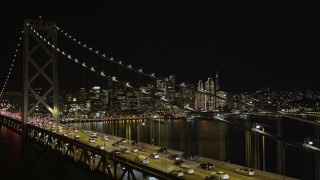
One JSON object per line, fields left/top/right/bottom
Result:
{"left": 103, "top": 135, "right": 109, "bottom": 141}
{"left": 74, "top": 135, "right": 80, "bottom": 141}
{"left": 199, "top": 162, "right": 214, "bottom": 170}
{"left": 235, "top": 167, "right": 255, "bottom": 176}
{"left": 119, "top": 138, "right": 127, "bottom": 144}
{"left": 90, "top": 132, "right": 97, "bottom": 138}
{"left": 134, "top": 155, "right": 149, "bottom": 165}
{"left": 88, "top": 138, "right": 96, "bottom": 143}
{"left": 174, "top": 160, "right": 185, "bottom": 167}
{"left": 181, "top": 152, "right": 198, "bottom": 160}
{"left": 96, "top": 145, "right": 105, "bottom": 150}
{"left": 131, "top": 141, "right": 140, "bottom": 146}
{"left": 180, "top": 165, "right": 194, "bottom": 174}
{"left": 169, "top": 169, "right": 184, "bottom": 177}
{"left": 158, "top": 147, "right": 168, "bottom": 154}
{"left": 168, "top": 154, "right": 181, "bottom": 160}
{"left": 131, "top": 147, "right": 139, "bottom": 152}
{"left": 138, "top": 146, "right": 146, "bottom": 152}
{"left": 120, "top": 148, "right": 130, "bottom": 153}
{"left": 63, "top": 132, "right": 71, "bottom": 136}
{"left": 210, "top": 171, "right": 229, "bottom": 180}
{"left": 112, "top": 142, "right": 120, "bottom": 147}
{"left": 149, "top": 153, "right": 160, "bottom": 159}
{"left": 111, "top": 150, "right": 121, "bottom": 156}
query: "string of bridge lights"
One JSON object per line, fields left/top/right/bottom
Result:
{"left": 55, "top": 26, "right": 197, "bottom": 87}
{"left": 31, "top": 23, "right": 259, "bottom": 113}
{"left": 55, "top": 25, "right": 226, "bottom": 107}
{"left": 24, "top": 23, "right": 320, "bottom": 148}
{"left": 54, "top": 25, "right": 230, "bottom": 103}
{"left": 55, "top": 26, "right": 158, "bottom": 79}
{"left": 55, "top": 25, "right": 278, "bottom": 113}
{"left": 30, "top": 25, "right": 318, "bottom": 152}
{"left": 53, "top": 25, "right": 317, "bottom": 124}
{"left": 26, "top": 23, "right": 196, "bottom": 110}
{"left": 20, "top": 23, "right": 277, "bottom": 118}
{"left": 0, "top": 31, "right": 23, "bottom": 99}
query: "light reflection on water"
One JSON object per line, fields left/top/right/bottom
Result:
{"left": 67, "top": 115, "right": 318, "bottom": 179}
{"left": 68, "top": 117, "right": 246, "bottom": 164}
{"left": 1, "top": 115, "right": 317, "bottom": 179}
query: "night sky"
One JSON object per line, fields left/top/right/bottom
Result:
{"left": 1, "top": 1, "right": 320, "bottom": 93}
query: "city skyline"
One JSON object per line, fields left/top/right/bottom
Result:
{"left": 1, "top": 1, "right": 320, "bottom": 93}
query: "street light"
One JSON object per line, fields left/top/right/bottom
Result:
{"left": 303, "top": 137, "right": 320, "bottom": 150}
{"left": 254, "top": 123, "right": 265, "bottom": 171}
{"left": 302, "top": 137, "right": 320, "bottom": 180}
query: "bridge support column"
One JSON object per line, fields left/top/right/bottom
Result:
{"left": 276, "top": 118, "right": 285, "bottom": 175}
{"left": 142, "top": 172, "right": 148, "bottom": 180}
{"left": 245, "top": 118, "right": 253, "bottom": 168}
{"left": 113, "top": 161, "right": 118, "bottom": 179}
{"left": 22, "top": 19, "right": 59, "bottom": 123}
{"left": 315, "top": 125, "right": 320, "bottom": 180}
{"left": 253, "top": 131, "right": 261, "bottom": 169}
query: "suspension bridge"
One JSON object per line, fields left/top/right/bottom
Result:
{"left": 0, "top": 18, "right": 319, "bottom": 180}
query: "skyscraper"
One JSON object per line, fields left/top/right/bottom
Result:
{"left": 215, "top": 71, "right": 219, "bottom": 91}
{"left": 195, "top": 74, "right": 226, "bottom": 112}
{"left": 196, "top": 80, "right": 204, "bottom": 110}
{"left": 205, "top": 77, "right": 215, "bottom": 110}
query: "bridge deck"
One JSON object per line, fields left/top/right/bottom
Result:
{"left": 0, "top": 112, "right": 299, "bottom": 180}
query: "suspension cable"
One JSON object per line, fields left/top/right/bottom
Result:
{"left": 0, "top": 31, "right": 23, "bottom": 98}
{"left": 54, "top": 25, "right": 319, "bottom": 125}
{"left": 28, "top": 24, "right": 320, "bottom": 154}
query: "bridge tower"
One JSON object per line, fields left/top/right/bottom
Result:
{"left": 22, "top": 19, "right": 59, "bottom": 124}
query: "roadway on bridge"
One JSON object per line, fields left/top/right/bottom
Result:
{"left": 29, "top": 119, "right": 298, "bottom": 180}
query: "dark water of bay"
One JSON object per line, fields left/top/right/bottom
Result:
{"left": 0, "top": 126, "right": 106, "bottom": 180}
{"left": 1, "top": 115, "right": 318, "bottom": 179}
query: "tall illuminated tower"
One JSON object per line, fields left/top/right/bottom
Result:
{"left": 215, "top": 71, "right": 219, "bottom": 91}
{"left": 196, "top": 80, "right": 204, "bottom": 110}
{"left": 23, "top": 19, "right": 59, "bottom": 124}
{"left": 205, "top": 77, "right": 215, "bottom": 110}
{"left": 215, "top": 71, "right": 219, "bottom": 109}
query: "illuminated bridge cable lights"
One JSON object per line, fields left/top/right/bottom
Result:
{"left": 28, "top": 26, "right": 85, "bottom": 68}
{"left": 0, "top": 31, "right": 23, "bottom": 98}
{"left": 55, "top": 25, "right": 320, "bottom": 127}
{"left": 56, "top": 26, "right": 98, "bottom": 55}
{"left": 56, "top": 25, "right": 286, "bottom": 114}
{"left": 36, "top": 24, "right": 319, "bottom": 126}
{"left": 31, "top": 26, "right": 198, "bottom": 117}
{"left": 10, "top": 23, "right": 320, "bottom": 169}
{"left": 55, "top": 25, "right": 181, "bottom": 86}
{"left": 56, "top": 25, "right": 213, "bottom": 102}
{"left": 30, "top": 27, "right": 117, "bottom": 81}
{"left": 11, "top": 21, "right": 320, "bottom": 174}
{"left": 56, "top": 26, "right": 200, "bottom": 89}
{"left": 12, "top": 24, "right": 320, "bottom": 156}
